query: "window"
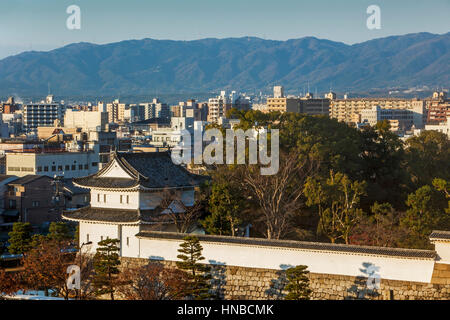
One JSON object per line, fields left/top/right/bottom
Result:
{"left": 44, "top": 166, "right": 49, "bottom": 172}
{"left": 58, "top": 165, "right": 63, "bottom": 171}
{"left": 37, "top": 166, "right": 42, "bottom": 172}
{"left": 71, "top": 165, "right": 76, "bottom": 170}
{"left": 92, "top": 162, "right": 98, "bottom": 167}
{"left": 84, "top": 164, "right": 88, "bottom": 170}
{"left": 120, "top": 195, "right": 123, "bottom": 204}
{"left": 87, "top": 234, "right": 89, "bottom": 242}
{"left": 127, "top": 237, "right": 129, "bottom": 246}
{"left": 126, "top": 195, "right": 129, "bottom": 204}
{"left": 65, "top": 165, "right": 70, "bottom": 171}
{"left": 97, "top": 194, "right": 100, "bottom": 202}
{"left": 79, "top": 164, "right": 83, "bottom": 170}
{"left": 101, "top": 236, "right": 104, "bottom": 241}
{"left": 9, "top": 199, "right": 16, "bottom": 209}
{"left": 103, "top": 194, "right": 106, "bottom": 202}
{"left": 32, "top": 201, "right": 40, "bottom": 207}
{"left": 52, "top": 166, "right": 56, "bottom": 171}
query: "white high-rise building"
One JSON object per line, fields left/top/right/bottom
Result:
{"left": 273, "top": 86, "right": 284, "bottom": 98}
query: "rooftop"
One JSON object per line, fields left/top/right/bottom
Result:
{"left": 8, "top": 175, "right": 49, "bottom": 185}
{"left": 74, "top": 151, "right": 206, "bottom": 190}
{"left": 62, "top": 206, "right": 162, "bottom": 224}
{"left": 135, "top": 231, "right": 437, "bottom": 260}
{"left": 430, "top": 230, "right": 450, "bottom": 241}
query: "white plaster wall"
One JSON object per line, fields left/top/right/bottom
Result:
{"left": 79, "top": 222, "right": 120, "bottom": 252}
{"left": 90, "top": 190, "right": 139, "bottom": 209}
{"left": 100, "top": 158, "right": 133, "bottom": 178}
{"left": 121, "top": 225, "right": 141, "bottom": 257}
{"left": 136, "top": 238, "right": 436, "bottom": 283}
{"left": 88, "top": 189, "right": 192, "bottom": 210}
{"left": 434, "top": 242, "right": 450, "bottom": 264}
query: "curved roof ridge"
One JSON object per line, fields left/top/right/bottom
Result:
{"left": 114, "top": 152, "right": 142, "bottom": 180}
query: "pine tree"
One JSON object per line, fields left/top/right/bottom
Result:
{"left": 202, "top": 183, "right": 242, "bottom": 236}
{"left": 8, "top": 222, "right": 33, "bottom": 255}
{"left": 284, "top": 265, "right": 312, "bottom": 300}
{"left": 92, "top": 238, "right": 121, "bottom": 300}
{"left": 176, "top": 236, "right": 212, "bottom": 300}
{"left": 47, "top": 222, "right": 73, "bottom": 244}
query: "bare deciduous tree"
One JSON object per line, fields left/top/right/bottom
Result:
{"left": 117, "top": 263, "right": 189, "bottom": 300}
{"left": 243, "top": 152, "right": 318, "bottom": 240}
{"left": 153, "top": 190, "right": 203, "bottom": 233}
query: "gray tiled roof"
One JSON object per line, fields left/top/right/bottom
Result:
{"left": 135, "top": 231, "right": 437, "bottom": 259}
{"left": 8, "top": 175, "right": 49, "bottom": 185}
{"left": 74, "top": 152, "right": 206, "bottom": 189}
{"left": 430, "top": 230, "right": 450, "bottom": 241}
{"left": 62, "top": 206, "right": 162, "bottom": 223}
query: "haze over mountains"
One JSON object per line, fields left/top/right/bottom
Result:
{"left": 0, "top": 32, "right": 448, "bottom": 97}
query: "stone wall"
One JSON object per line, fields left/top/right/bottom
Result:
{"left": 120, "top": 257, "right": 450, "bottom": 300}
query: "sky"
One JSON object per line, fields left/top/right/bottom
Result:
{"left": 0, "top": 0, "right": 449, "bottom": 59}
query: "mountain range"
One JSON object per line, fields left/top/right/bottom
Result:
{"left": 0, "top": 32, "right": 448, "bottom": 97}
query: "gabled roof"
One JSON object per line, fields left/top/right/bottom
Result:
{"left": 73, "top": 151, "right": 206, "bottom": 190}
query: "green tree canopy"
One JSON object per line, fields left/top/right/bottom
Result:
{"left": 405, "top": 131, "right": 450, "bottom": 189}
{"left": 47, "top": 222, "right": 73, "bottom": 244}
{"left": 176, "top": 236, "right": 212, "bottom": 300}
{"left": 304, "top": 171, "right": 366, "bottom": 244}
{"left": 93, "top": 238, "right": 121, "bottom": 300}
{"left": 284, "top": 265, "right": 312, "bottom": 300}
{"left": 401, "top": 185, "right": 450, "bottom": 249}
{"left": 201, "top": 182, "right": 243, "bottom": 236}
{"left": 8, "top": 222, "right": 33, "bottom": 255}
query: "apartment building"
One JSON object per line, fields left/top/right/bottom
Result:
{"left": 208, "top": 91, "right": 232, "bottom": 123}
{"left": 23, "top": 95, "right": 64, "bottom": 132}
{"left": 299, "top": 94, "right": 330, "bottom": 116}
{"left": 266, "top": 97, "right": 301, "bottom": 113}
{"left": 0, "top": 97, "right": 19, "bottom": 114}
{"left": 266, "top": 87, "right": 329, "bottom": 115}
{"left": 426, "top": 91, "right": 450, "bottom": 124}
{"left": 6, "top": 151, "right": 99, "bottom": 179}
{"left": 360, "top": 105, "right": 425, "bottom": 131}
{"left": 330, "top": 97, "right": 426, "bottom": 126}
{"left": 64, "top": 108, "right": 109, "bottom": 131}
{"left": 4, "top": 175, "right": 62, "bottom": 225}
{"left": 106, "top": 99, "right": 128, "bottom": 123}
{"left": 424, "top": 117, "right": 450, "bottom": 139}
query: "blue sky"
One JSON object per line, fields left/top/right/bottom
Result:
{"left": 0, "top": 0, "right": 449, "bottom": 58}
